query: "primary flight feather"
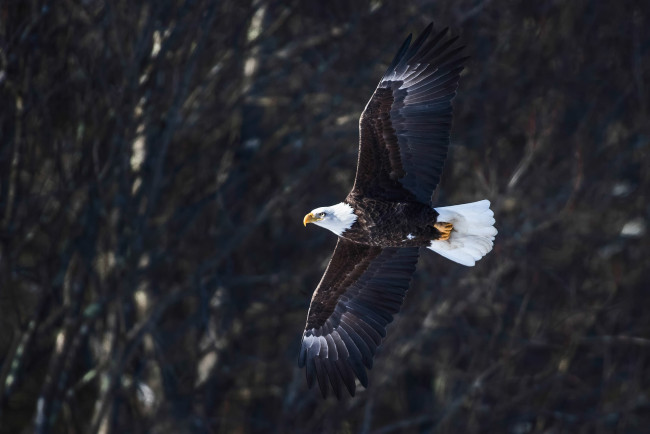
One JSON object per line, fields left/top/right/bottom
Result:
{"left": 300, "top": 23, "right": 497, "bottom": 398}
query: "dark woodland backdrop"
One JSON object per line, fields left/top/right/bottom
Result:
{"left": 1, "top": 0, "right": 649, "bottom": 433}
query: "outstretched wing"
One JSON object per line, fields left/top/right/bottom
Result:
{"left": 299, "top": 238, "right": 419, "bottom": 398}
{"left": 351, "top": 23, "right": 466, "bottom": 205}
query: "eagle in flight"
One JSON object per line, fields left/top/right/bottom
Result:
{"left": 299, "top": 23, "right": 497, "bottom": 398}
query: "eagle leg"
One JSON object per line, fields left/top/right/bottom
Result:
{"left": 434, "top": 222, "right": 453, "bottom": 241}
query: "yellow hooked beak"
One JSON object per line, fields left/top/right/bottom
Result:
{"left": 303, "top": 212, "right": 319, "bottom": 226}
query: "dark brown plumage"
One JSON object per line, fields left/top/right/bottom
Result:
{"left": 339, "top": 197, "right": 445, "bottom": 246}
{"left": 299, "top": 239, "right": 419, "bottom": 397}
{"left": 352, "top": 23, "right": 466, "bottom": 205}
{"left": 299, "top": 23, "right": 496, "bottom": 399}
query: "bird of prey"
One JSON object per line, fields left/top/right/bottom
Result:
{"left": 300, "top": 23, "right": 497, "bottom": 398}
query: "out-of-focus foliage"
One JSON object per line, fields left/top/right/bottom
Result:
{"left": 1, "top": 0, "right": 649, "bottom": 433}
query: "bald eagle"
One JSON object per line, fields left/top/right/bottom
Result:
{"left": 300, "top": 23, "right": 497, "bottom": 398}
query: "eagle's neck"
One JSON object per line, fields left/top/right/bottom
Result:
{"left": 326, "top": 202, "right": 357, "bottom": 236}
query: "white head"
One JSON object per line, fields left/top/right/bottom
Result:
{"left": 303, "top": 202, "right": 357, "bottom": 236}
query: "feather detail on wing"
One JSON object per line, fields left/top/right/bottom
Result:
{"left": 299, "top": 238, "right": 419, "bottom": 398}
{"left": 352, "top": 23, "right": 467, "bottom": 205}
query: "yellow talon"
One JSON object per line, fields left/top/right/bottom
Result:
{"left": 434, "top": 222, "right": 453, "bottom": 241}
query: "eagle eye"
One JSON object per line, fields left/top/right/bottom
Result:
{"left": 319, "top": 212, "right": 326, "bottom": 218}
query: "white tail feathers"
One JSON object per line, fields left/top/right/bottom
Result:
{"left": 428, "top": 200, "right": 497, "bottom": 267}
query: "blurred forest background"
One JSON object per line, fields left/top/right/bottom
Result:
{"left": 1, "top": 0, "right": 649, "bottom": 433}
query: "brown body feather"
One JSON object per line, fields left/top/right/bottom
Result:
{"left": 342, "top": 194, "right": 445, "bottom": 247}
